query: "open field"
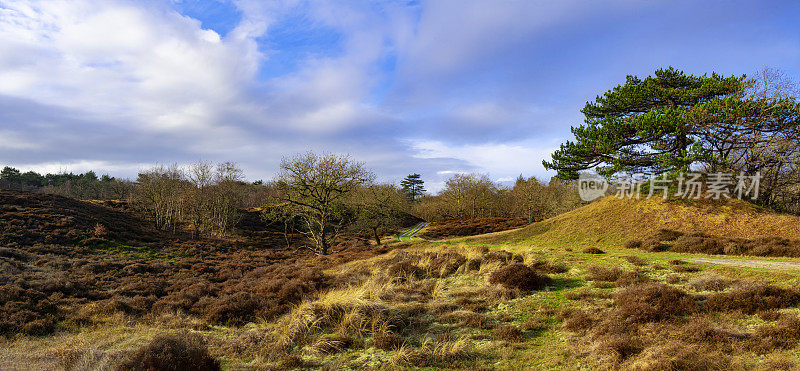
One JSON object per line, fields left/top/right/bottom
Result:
{"left": 4, "top": 193, "right": 800, "bottom": 369}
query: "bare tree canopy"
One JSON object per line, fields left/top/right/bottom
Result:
{"left": 276, "top": 152, "right": 374, "bottom": 255}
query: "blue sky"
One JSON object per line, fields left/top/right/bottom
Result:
{"left": 0, "top": 0, "right": 799, "bottom": 191}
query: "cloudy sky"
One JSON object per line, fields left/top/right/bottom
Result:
{"left": 1, "top": 0, "right": 799, "bottom": 191}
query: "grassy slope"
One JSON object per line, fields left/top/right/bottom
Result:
{"left": 470, "top": 196, "right": 800, "bottom": 249}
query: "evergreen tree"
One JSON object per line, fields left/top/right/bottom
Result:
{"left": 544, "top": 67, "right": 745, "bottom": 179}
{"left": 400, "top": 173, "right": 426, "bottom": 201}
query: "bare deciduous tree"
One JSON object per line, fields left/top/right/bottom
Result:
{"left": 277, "top": 152, "right": 373, "bottom": 255}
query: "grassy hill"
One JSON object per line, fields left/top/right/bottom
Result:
{"left": 472, "top": 196, "right": 800, "bottom": 248}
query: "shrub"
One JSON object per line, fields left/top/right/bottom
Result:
{"left": 614, "top": 270, "right": 649, "bottom": 287}
{"left": 672, "top": 234, "right": 726, "bottom": 255}
{"left": 116, "top": 332, "right": 220, "bottom": 371}
{"left": 622, "top": 240, "right": 642, "bottom": 250}
{"left": 586, "top": 266, "right": 623, "bottom": 282}
{"left": 612, "top": 283, "right": 698, "bottom": 323}
{"left": 623, "top": 256, "right": 647, "bottom": 266}
{"left": 596, "top": 334, "right": 642, "bottom": 361}
{"left": 752, "top": 316, "right": 800, "bottom": 353}
{"left": 686, "top": 275, "right": 736, "bottom": 292}
{"left": 419, "top": 218, "right": 529, "bottom": 239}
{"left": 559, "top": 309, "right": 594, "bottom": 332}
{"left": 521, "top": 317, "right": 546, "bottom": 331}
{"left": 530, "top": 259, "right": 569, "bottom": 273}
{"left": 652, "top": 228, "right": 683, "bottom": 241}
{"left": 493, "top": 325, "right": 524, "bottom": 342}
{"left": 483, "top": 250, "right": 524, "bottom": 265}
{"left": 672, "top": 264, "right": 701, "bottom": 273}
{"left": 582, "top": 247, "right": 605, "bottom": 254}
{"left": 640, "top": 239, "right": 669, "bottom": 252}
{"left": 488, "top": 264, "right": 552, "bottom": 291}
{"left": 629, "top": 343, "right": 731, "bottom": 370}
{"left": 706, "top": 283, "right": 800, "bottom": 314}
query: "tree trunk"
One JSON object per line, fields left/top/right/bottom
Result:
{"left": 320, "top": 229, "right": 329, "bottom": 255}
{"left": 373, "top": 227, "right": 381, "bottom": 246}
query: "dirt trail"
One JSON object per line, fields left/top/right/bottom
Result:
{"left": 687, "top": 257, "right": 800, "bottom": 271}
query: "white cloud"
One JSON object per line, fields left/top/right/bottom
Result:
{"left": 409, "top": 139, "right": 557, "bottom": 179}
{"left": 0, "top": 0, "right": 262, "bottom": 133}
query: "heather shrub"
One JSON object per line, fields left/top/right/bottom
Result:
{"left": 623, "top": 256, "right": 647, "bottom": 266}
{"left": 116, "top": 332, "right": 220, "bottom": 371}
{"left": 622, "top": 240, "right": 642, "bottom": 250}
{"left": 596, "top": 334, "right": 643, "bottom": 362}
{"left": 652, "top": 228, "right": 683, "bottom": 241}
{"left": 671, "top": 234, "right": 725, "bottom": 254}
{"left": 582, "top": 247, "right": 604, "bottom": 254}
{"left": 686, "top": 275, "right": 736, "bottom": 292}
{"left": 586, "top": 266, "right": 624, "bottom": 282}
{"left": 752, "top": 316, "right": 800, "bottom": 353}
{"left": 488, "top": 263, "right": 552, "bottom": 291}
{"left": 612, "top": 283, "right": 698, "bottom": 323}
{"left": 530, "top": 258, "right": 569, "bottom": 273}
{"left": 559, "top": 308, "right": 594, "bottom": 332}
{"left": 483, "top": 250, "right": 524, "bottom": 265}
{"left": 493, "top": 325, "right": 524, "bottom": 342}
{"left": 706, "top": 283, "right": 800, "bottom": 314}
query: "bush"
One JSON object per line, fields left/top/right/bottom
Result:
{"left": 582, "top": 247, "right": 605, "bottom": 254}
{"left": 612, "top": 283, "right": 698, "bottom": 323}
{"left": 623, "top": 256, "right": 647, "bottom": 266}
{"left": 117, "top": 332, "right": 220, "bottom": 371}
{"left": 596, "top": 334, "right": 642, "bottom": 361}
{"left": 752, "top": 316, "right": 800, "bottom": 353}
{"left": 559, "top": 309, "right": 594, "bottom": 332}
{"left": 530, "top": 259, "right": 569, "bottom": 273}
{"left": 706, "top": 283, "right": 800, "bottom": 314}
{"left": 686, "top": 275, "right": 736, "bottom": 292}
{"left": 483, "top": 250, "right": 524, "bottom": 265}
{"left": 623, "top": 240, "right": 642, "bottom": 250}
{"left": 493, "top": 325, "right": 524, "bottom": 342}
{"left": 672, "top": 234, "right": 726, "bottom": 255}
{"left": 488, "top": 264, "right": 552, "bottom": 291}
{"left": 418, "top": 218, "right": 529, "bottom": 239}
{"left": 652, "top": 228, "right": 683, "bottom": 241}
{"left": 586, "top": 266, "right": 623, "bottom": 282}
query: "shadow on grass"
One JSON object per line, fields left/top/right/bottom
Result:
{"left": 550, "top": 277, "right": 583, "bottom": 291}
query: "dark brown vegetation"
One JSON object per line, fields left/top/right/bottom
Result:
{"left": 706, "top": 283, "right": 800, "bottom": 314}
{"left": 626, "top": 228, "right": 800, "bottom": 257}
{"left": 581, "top": 247, "right": 604, "bottom": 254}
{"left": 558, "top": 275, "right": 800, "bottom": 368}
{"left": 419, "top": 217, "right": 529, "bottom": 239}
{"left": 493, "top": 325, "right": 524, "bottom": 342}
{"left": 117, "top": 332, "right": 220, "bottom": 371}
{"left": 488, "top": 263, "right": 552, "bottom": 291}
{"left": 0, "top": 190, "right": 390, "bottom": 335}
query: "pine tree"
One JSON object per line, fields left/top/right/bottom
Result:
{"left": 543, "top": 67, "right": 744, "bottom": 179}
{"left": 400, "top": 173, "right": 426, "bottom": 201}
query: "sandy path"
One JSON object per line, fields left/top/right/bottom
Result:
{"left": 687, "top": 257, "right": 800, "bottom": 271}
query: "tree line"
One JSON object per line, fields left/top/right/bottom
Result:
{"left": 0, "top": 155, "right": 584, "bottom": 255}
